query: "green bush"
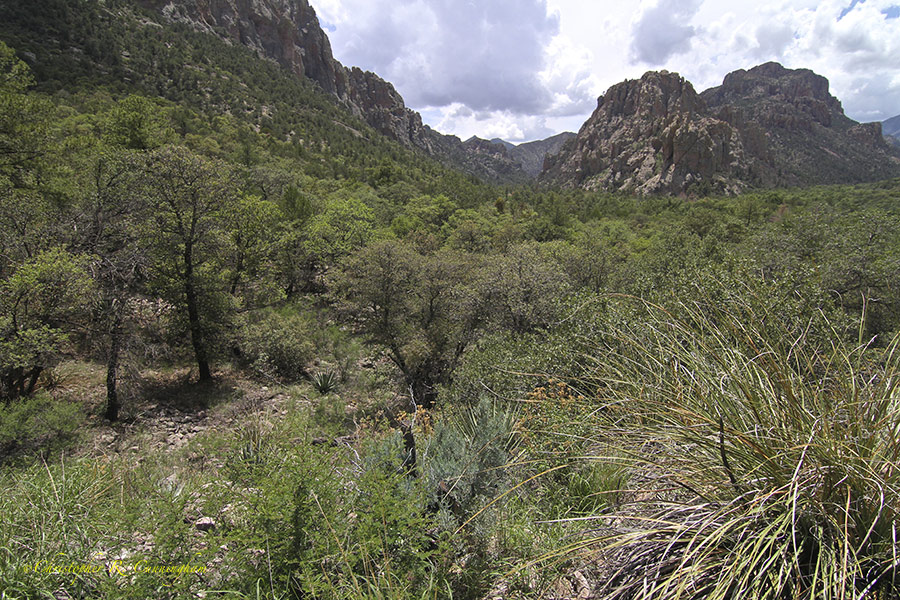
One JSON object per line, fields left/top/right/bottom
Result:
{"left": 0, "top": 392, "right": 82, "bottom": 456}
{"left": 423, "top": 397, "right": 519, "bottom": 524}
{"left": 311, "top": 369, "right": 338, "bottom": 394}
{"left": 232, "top": 308, "right": 315, "bottom": 381}
{"left": 287, "top": 433, "right": 443, "bottom": 598}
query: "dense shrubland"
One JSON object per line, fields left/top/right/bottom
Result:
{"left": 2, "top": 33, "right": 900, "bottom": 600}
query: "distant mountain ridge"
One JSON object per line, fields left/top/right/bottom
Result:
{"left": 542, "top": 63, "right": 900, "bottom": 194}
{"left": 885, "top": 114, "right": 900, "bottom": 149}
{"left": 510, "top": 133, "right": 577, "bottom": 177}
{"left": 469, "top": 133, "right": 578, "bottom": 177}
{"left": 884, "top": 114, "right": 900, "bottom": 138}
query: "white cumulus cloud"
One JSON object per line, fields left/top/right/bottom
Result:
{"left": 312, "top": 0, "right": 900, "bottom": 140}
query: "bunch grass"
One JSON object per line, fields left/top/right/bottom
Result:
{"left": 579, "top": 295, "right": 900, "bottom": 600}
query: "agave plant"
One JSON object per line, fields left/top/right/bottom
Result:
{"left": 575, "top": 296, "right": 900, "bottom": 600}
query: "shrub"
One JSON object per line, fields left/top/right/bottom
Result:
{"left": 311, "top": 369, "right": 338, "bottom": 395}
{"left": 423, "top": 396, "right": 519, "bottom": 524}
{"left": 0, "top": 392, "right": 82, "bottom": 457}
{"left": 232, "top": 308, "right": 315, "bottom": 381}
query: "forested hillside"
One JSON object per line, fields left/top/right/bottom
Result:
{"left": 2, "top": 2, "right": 900, "bottom": 598}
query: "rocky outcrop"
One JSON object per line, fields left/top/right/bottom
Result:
{"left": 139, "top": 0, "right": 528, "bottom": 182}
{"left": 541, "top": 71, "right": 751, "bottom": 194}
{"left": 468, "top": 133, "right": 578, "bottom": 178}
{"left": 543, "top": 63, "right": 900, "bottom": 194}
{"left": 700, "top": 62, "right": 900, "bottom": 187}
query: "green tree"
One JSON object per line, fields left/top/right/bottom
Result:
{"left": 0, "top": 248, "right": 92, "bottom": 399}
{"left": 334, "top": 240, "right": 480, "bottom": 408}
{"left": 303, "top": 189, "right": 375, "bottom": 266}
{"left": 221, "top": 193, "right": 283, "bottom": 305}
{"left": 478, "top": 242, "right": 571, "bottom": 333}
{"left": 103, "top": 94, "right": 171, "bottom": 151}
{"left": 73, "top": 150, "right": 147, "bottom": 420}
{"left": 0, "top": 41, "right": 54, "bottom": 278}
{"left": 140, "top": 146, "right": 236, "bottom": 382}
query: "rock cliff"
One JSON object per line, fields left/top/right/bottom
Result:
{"left": 541, "top": 71, "right": 751, "bottom": 194}
{"left": 543, "top": 63, "right": 900, "bottom": 194}
{"left": 511, "top": 132, "right": 576, "bottom": 177}
{"left": 700, "top": 62, "right": 899, "bottom": 187}
{"left": 138, "top": 0, "right": 527, "bottom": 181}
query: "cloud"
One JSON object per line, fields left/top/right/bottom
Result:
{"left": 319, "top": 0, "right": 586, "bottom": 115}
{"left": 315, "top": 0, "right": 900, "bottom": 139}
{"left": 630, "top": 0, "right": 704, "bottom": 65}
{"left": 752, "top": 23, "right": 794, "bottom": 59}
{"left": 648, "top": 0, "right": 900, "bottom": 121}
{"left": 431, "top": 104, "right": 558, "bottom": 142}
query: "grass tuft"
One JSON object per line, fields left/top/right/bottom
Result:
{"left": 577, "top": 296, "right": 900, "bottom": 600}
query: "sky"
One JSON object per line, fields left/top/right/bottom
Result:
{"left": 311, "top": 0, "right": 900, "bottom": 143}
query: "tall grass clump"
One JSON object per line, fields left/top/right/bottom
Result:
{"left": 581, "top": 295, "right": 899, "bottom": 600}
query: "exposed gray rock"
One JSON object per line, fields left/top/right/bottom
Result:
{"left": 542, "top": 63, "right": 900, "bottom": 194}
{"left": 195, "top": 516, "right": 217, "bottom": 532}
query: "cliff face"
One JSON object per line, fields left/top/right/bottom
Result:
{"left": 700, "top": 62, "right": 900, "bottom": 188}
{"left": 541, "top": 71, "right": 751, "bottom": 194}
{"left": 140, "top": 0, "right": 527, "bottom": 181}
{"left": 543, "top": 63, "right": 900, "bottom": 194}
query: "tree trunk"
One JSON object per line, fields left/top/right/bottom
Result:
{"left": 24, "top": 366, "right": 42, "bottom": 397}
{"left": 399, "top": 422, "right": 418, "bottom": 478}
{"left": 105, "top": 307, "right": 123, "bottom": 421}
{"left": 184, "top": 247, "right": 212, "bottom": 382}
{"left": 409, "top": 374, "right": 438, "bottom": 410}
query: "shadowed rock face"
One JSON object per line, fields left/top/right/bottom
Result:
{"left": 511, "top": 132, "right": 576, "bottom": 177}
{"left": 543, "top": 63, "right": 900, "bottom": 194}
{"left": 139, "top": 0, "right": 528, "bottom": 182}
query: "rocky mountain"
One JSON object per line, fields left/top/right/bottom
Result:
{"left": 509, "top": 132, "right": 576, "bottom": 177}
{"left": 543, "top": 63, "right": 900, "bottom": 194}
{"left": 134, "top": 0, "right": 528, "bottom": 182}
{"left": 489, "top": 138, "right": 516, "bottom": 150}
{"left": 463, "top": 134, "right": 578, "bottom": 179}
{"left": 701, "top": 63, "right": 899, "bottom": 186}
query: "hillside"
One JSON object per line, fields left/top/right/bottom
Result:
{"left": 542, "top": 63, "right": 900, "bottom": 194}
{"left": 509, "top": 132, "right": 577, "bottom": 177}
{"left": 884, "top": 114, "right": 900, "bottom": 137}
{"left": 0, "top": 0, "right": 528, "bottom": 183}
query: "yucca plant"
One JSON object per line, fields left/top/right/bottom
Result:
{"left": 312, "top": 369, "right": 338, "bottom": 394}
{"left": 577, "top": 296, "right": 900, "bottom": 600}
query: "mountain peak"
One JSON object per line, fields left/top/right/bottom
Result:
{"left": 542, "top": 63, "right": 900, "bottom": 194}
{"left": 596, "top": 70, "right": 704, "bottom": 124}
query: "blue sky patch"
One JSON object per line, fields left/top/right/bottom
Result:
{"left": 839, "top": 0, "right": 865, "bottom": 20}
